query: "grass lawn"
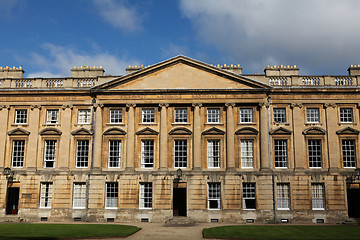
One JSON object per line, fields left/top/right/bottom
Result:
{"left": 203, "top": 225, "right": 360, "bottom": 239}
{"left": 0, "top": 223, "right": 141, "bottom": 240}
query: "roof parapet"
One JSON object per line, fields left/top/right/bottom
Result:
{"left": 126, "top": 65, "right": 150, "bottom": 74}
{"left": 71, "top": 66, "right": 104, "bottom": 78}
{"left": 264, "top": 65, "right": 299, "bottom": 77}
{"left": 348, "top": 64, "right": 360, "bottom": 76}
{"left": 0, "top": 66, "right": 24, "bottom": 78}
{"left": 214, "top": 64, "right": 242, "bottom": 74}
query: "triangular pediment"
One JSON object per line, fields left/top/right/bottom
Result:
{"left": 71, "top": 128, "right": 93, "bottom": 136}
{"left": 169, "top": 127, "right": 192, "bottom": 135}
{"left": 235, "top": 127, "right": 259, "bottom": 135}
{"left": 336, "top": 127, "right": 359, "bottom": 135}
{"left": 202, "top": 127, "right": 225, "bottom": 135}
{"left": 270, "top": 127, "right": 292, "bottom": 135}
{"left": 7, "top": 128, "right": 30, "bottom": 136}
{"left": 39, "top": 128, "right": 62, "bottom": 136}
{"left": 303, "top": 127, "right": 326, "bottom": 135}
{"left": 103, "top": 128, "right": 126, "bottom": 135}
{"left": 136, "top": 127, "right": 159, "bottom": 135}
{"left": 93, "top": 56, "right": 270, "bottom": 91}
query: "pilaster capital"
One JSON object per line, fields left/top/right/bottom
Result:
{"left": 259, "top": 102, "right": 270, "bottom": 108}
{"left": 323, "top": 103, "right": 336, "bottom": 109}
{"left": 62, "top": 104, "right": 73, "bottom": 110}
{"left": 0, "top": 105, "right": 10, "bottom": 110}
{"left": 30, "top": 105, "right": 41, "bottom": 110}
{"left": 192, "top": 103, "right": 203, "bottom": 108}
{"left": 225, "top": 103, "right": 236, "bottom": 108}
{"left": 159, "top": 103, "right": 169, "bottom": 108}
{"left": 290, "top": 103, "right": 303, "bottom": 109}
{"left": 93, "top": 103, "right": 104, "bottom": 109}
{"left": 126, "top": 103, "right": 136, "bottom": 109}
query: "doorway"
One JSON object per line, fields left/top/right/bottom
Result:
{"left": 173, "top": 183, "right": 186, "bottom": 217}
{"left": 347, "top": 186, "right": 360, "bottom": 218}
{"left": 6, "top": 187, "right": 20, "bottom": 215}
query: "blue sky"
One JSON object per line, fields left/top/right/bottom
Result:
{"left": 1, "top": 0, "right": 360, "bottom": 77}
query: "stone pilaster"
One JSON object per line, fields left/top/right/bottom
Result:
{"left": 291, "top": 103, "right": 305, "bottom": 170}
{"left": 126, "top": 104, "right": 136, "bottom": 170}
{"left": 324, "top": 103, "right": 340, "bottom": 169}
{"left": 93, "top": 103, "right": 104, "bottom": 169}
{"left": 225, "top": 103, "right": 236, "bottom": 170}
{"left": 0, "top": 105, "right": 10, "bottom": 168}
{"left": 192, "top": 103, "right": 202, "bottom": 170}
{"left": 27, "top": 105, "right": 41, "bottom": 170}
{"left": 259, "top": 102, "right": 270, "bottom": 169}
{"left": 159, "top": 103, "right": 169, "bottom": 170}
{"left": 59, "top": 104, "right": 73, "bottom": 169}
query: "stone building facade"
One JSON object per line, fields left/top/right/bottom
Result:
{"left": 0, "top": 56, "right": 360, "bottom": 223}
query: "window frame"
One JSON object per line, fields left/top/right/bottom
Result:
{"left": 207, "top": 108, "right": 221, "bottom": 123}
{"left": 312, "top": 183, "right": 325, "bottom": 210}
{"left": 339, "top": 107, "right": 354, "bottom": 123}
{"left": 40, "top": 182, "right": 53, "bottom": 209}
{"left": 277, "top": 183, "right": 290, "bottom": 210}
{"left": 306, "top": 108, "right": 320, "bottom": 123}
{"left": 174, "top": 139, "right": 187, "bottom": 168}
{"left": 207, "top": 139, "right": 221, "bottom": 168}
{"left": 11, "top": 139, "right": 26, "bottom": 168}
{"left": 77, "top": 109, "right": 91, "bottom": 124}
{"left": 273, "top": 108, "right": 286, "bottom": 124}
{"left": 139, "top": 182, "right": 152, "bottom": 209}
{"left": 274, "top": 139, "right": 288, "bottom": 168}
{"left": 239, "top": 108, "right": 253, "bottom": 123}
{"left": 174, "top": 108, "right": 188, "bottom": 123}
{"left": 15, "top": 109, "right": 28, "bottom": 124}
{"left": 141, "top": 139, "right": 154, "bottom": 168}
{"left": 46, "top": 109, "right": 59, "bottom": 124}
{"left": 142, "top": 108, "right": 155, "bottom": 123}
{"left": 108, "top": 140, "right": 121, "bottom": 168}
{"left": 240, "top": 139, "right": 254, "bottom": 169}
{"left": 76, "top": 139, "right": 89, "bottom": 168}
{"left": 308, "top": 139, "right": 322, "bottom": 168}
{"left": 105, "top": 182, "right": 119, "bottom": 209}
{"left": 109, "top": 109, "right": 123, "bottom": 124}
{"left": 73, "top": 183, "right": 86, "bottom": 209}
{"left": 208, "top": 182, "right": 221, "bottom": 210}
{"left": 341, "top": 139, "right": 357, "bottom": 168}
{"left": 242, "top": 183, "right": 256, "bottom": 210}
{"left": 43, "top": 140, "right": 57, "bottom": 168}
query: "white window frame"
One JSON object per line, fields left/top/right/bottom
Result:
{"left": 174, "top": 140, "right": 187, "bottom": 168}
{"left": 273, "top": 108, "right": 286, "bottom": 123}
{"left": 76, "top": 140, "right": 89, "bottom": 168}
{"left": 277, "top": 183, "right": 290, "bottom": 210}
{"left": 243, "top": 183, "right": 256, "bottom": 210}
{"left": 40, "top": 182, "right": 53, "bottom": 209}
{"left": 46, "top": 109, "right": 59, "bottom": 124}
{"left": 12, "top": 140, "right": 25, "bottom": 168}
{"left": 44, "top": 140, "right": 56, "bottom": 168}
{"left": 207, "top": 108, "right": 220, "bottom": 123}
{"left": 240, "top": 108, "right": 253, "bottom": 123}
{"left": 308, "top": 139, "right": 322, "bottom": 168}
{"left": 274, "top": 139, "right": 288, "bottom": 168}
{"left": 241, "top": 139, "right": 254, "bottom": 168}
{"left": 340, "top": 108, "right": 353, "bottom": 123}
{"left": 342, "top": 139, "right": 356, "bottom": 168}
{"left": 105, "top": 182, "right": 118, "bottom": 209}
{"left": 174, "top": 108, "right": 188, "bottom": 123}
{"left": 207, "top": 140, "right": 220, "bottom": 168}
{"left": 139, "top": 183, "right": 152, "bottom": 209}
{"left": 142, "top": 108, "right": 155, "bottom": 123}
{"left": 208, "top": 183, "right": 221, "bottom": 210}
{"left": 78, "top": 109, "right": 91, "bottom": 124}
{"left": 73, "top": 183, "right": 86, "bottom": 209}
{"left": 306, "top": 108, "right": 319, "bottom": 123}
{"left": 312, "top": 183, "right": 325, "bottom": 210}
{"left": 109, "top": 109, "right": 122, "bottom": 124}
{"left": 141, "top": 140, "right": 154, "bottom": 168}
{"left": 108, "top": 140, "right": 121, "bottom": 168}
{"left": 15, "top": 109, "right": 27, "bottom": 124}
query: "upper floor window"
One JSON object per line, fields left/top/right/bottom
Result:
{"left": 44, "top": 140, "right": 56, "bottom": 168}
{"left": 108, "top": 140, "right": 121, "bottom": 168}
{"left": 76, "top": 140, "right": 89, "bottom": 168}
{"left": 306, "top": 108, "right": 319, "bottom": 123}
{"left": 109, "top": 109, "right": 122, "bottom": 124}
{"left": 73, "top": 183, "right": 86, "bottom": 209}
{"left": 46, "top": 110, "right": 59, "bottom": 124}
{"left": 174, "top": 140, "right": 187, "bottom": 168}
{"left": 243, "top": 183, "right": 256, "bottom": 210}
{"left": 207, "top": 108, "right": 220, "bottom": 123}
{"left": 277, "top": 183, "right": 290, "bottom": 210}
{"left": 208, "top": 183, "right": 221, "bottom": 210}
{"left": 312, "top": 183, "right": 325, "bottom": 210}
{"left": 207, "top": 140, "right": 220, "bottom": 168}
{"left": 308, "top": 139, "right": 322, "bottom": 168}
{"left": 15, "top": 109, "right": 27, "bottom": 124}
{"left": 40, "top": 182, "right": 53, "bottom": 209}
{"left": 240, "top": 139, "right": 254, "bottom": 168}
{"left": 141, "top": 140, "right": 154, "bottom": 168}
{"left": 78, "top": 109, "right": 91, "bottom": 124}
{"left": 274, "top": 139, "right": 288, "bottom": 168}
{"left": 142, "top": 109, "right": 155, "bottom": 123}
{"left": 105, "top": 182, "right": 118, "bottom": 209}
{"left": 273, "top": 108, "right": 286, "bottom": 123}
{"left": 340, "top": 108, "right": 353, "bottom": 123}
{"left": 12, "top": 140, "right": 25, "bottom": 168}
{"left": 240, "top": 108, "right": 253, "bottom": 123}
{"left": 139, "top": 182, "right": 152, "bottom": 209}
{"left": 342, "top": 139, "right": 356, "bottom": 168}
{"left": 174, "top": 108, "right": 187, "bottom": 123}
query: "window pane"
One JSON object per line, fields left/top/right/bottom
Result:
{"left": 207, "top": 140, "right": 220, "bottom": 168}
{"left": 342, "top": 139, "right": 356, "bottom": 168}
{"left": 40, "top": 183, "right": 53, "bottom": 208}
{"left": 243, "top": 183, "right": 256, "bottom": 209}
{"left": 274, "top": 140, "right": 288, "bottom": 168}
{"left": 46, "top": 110, "right": 59, "bottom": 124}
{"left": 207, "top": 108, "right": 220, "bottom": 123}
{"left": 76, "top": 140, "right": 89, "bottom": 168}
{"left": 141, "top": 140, "right": 154, "bottom": 168}
{"left": 273, "top": 108, "right": 286, "bottom": 123}
{"left": 208, "top": 183, "right": 221, "bottom": 209}
{"left": 241, "top": 140, "right": 254, "bottom": 168}
{"left": 174, "top": 108, "right": 187, "bottom": 123}
{"left": 312, "top": 183, "right": 325, "bottom": 210}
{"left": 108, "top": 140, "right": 121, "bottom": 168}
{"left": 139, "top": 183, "right": 152, "bottom": 209}
{"left": 240, "top": 109, "right": 253, "bottom": 123}
{"left": 73, "top": 183, "right": 86, "bottom": 209}
{"left": 12, "top": 140, "right": 25, "bottom": 168}
{"left": 340, "top": 108, "right": 353, "bottom": 123}
{"left": 78, "top": 110, "right": 91, "bottom": 124}
{"left": 44, "top": 140, "right": 56, "bottom": 168}
{"left": 308, "top": 139, "right": 322, "bottom": 168}
{"left": 105, "top": 182, "right": 118, "bottom": 209}
{"left": 174, "top": 140, "right": 187, "bottom": 168}
{"left": 306, "top": 108, "right": 319, "bottom": 123}
{"left": 110, "top": 109, "right": 122, "bottom": 123}
{"left": 15, "top": 110, "right": 27, "bottom": 124}
{"left": 277, "top": 183, "right": 290, "bottom": 210}
{"left": 142, "top": 109, "right": 155, "bottom": 123}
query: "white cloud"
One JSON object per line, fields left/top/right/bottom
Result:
{"left": 93, "top": 0, "right": 142, "bottom": 32}
{"left": 23, "top": 43, "right": 139, "bottom": 77}
{"left": 0, "top": 0, "right": 21, "bottom": 17}
{"left": 179, "top": 0, "right": 360, "bottom": 74}
{"left": 161, "top": 43, "right": 190, "bottom": 59}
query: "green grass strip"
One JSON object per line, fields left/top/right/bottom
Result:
{"left": 203, "top": 225, "right": 360, "bottom": 240}
{"left": 0, "top": 223, "right": 141, "bottom": 240}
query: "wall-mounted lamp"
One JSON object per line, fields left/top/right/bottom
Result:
{"left": 3, "top": 167, "right": 13, "bottom": 183}
{"left": 177, "top": 168, "right": 183, "bottom": 179}
{"left": 347, "top": 168, "right": 360, "bottom": 183}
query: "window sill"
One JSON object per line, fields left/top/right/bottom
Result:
{"left": 238, "top": 122, "right": 256, "bottom": 125}
{"left": 205, "top": 123, "right": 223, "bottom": 125}
{"left": 74, "top": 123, "right": 91, "bottom": 126}
{"left": 11, "top": 124, "right": 28, "bottom": 127}
{"left": 139, "top": 123, "right": 157, "bottom": 126}
{"left": 312, "top": 208, "right": 325, "bottom": 211}
{"left": 273, "top": 122, "right": 290, "bottom": 126}
{"left": 106, "top": 123, "right": 125, "bottom": 126}
{"left": 105, "top": 207, "right": 118, "bottom": 210}
{"left": 43, "top": 123, "right": 61, "bottom": 127}
{"left": 73, "top": 207, "right": 86, "bottom": 210}
{"left": 277, "top": 208, "right": 290, "bottom": 211}
{"left": 172, "top": 122, "right": 191, "bottom": 125}
{"left": 338, "top": 122, "right": 356, "bottom": 125}
{"left": 305, "top": 123, "right": 322, "bottom": 126}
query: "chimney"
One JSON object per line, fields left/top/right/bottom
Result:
{"left": 71, "top": 66, "right": 104, "bottom": 78}
{"left": 264, "top": 65, "right": 299, "bottom": 77}
{"left": 0, "top": 66, "right": 24, "bottom": 78}
{"left": 126, "top": 65, "right": 145, "bottom": 75}
{"left": 348, "top": 65, "right": 360, "bottom": 76}
{"left": 220, "top": 64, "right": 242, "bottom": 74}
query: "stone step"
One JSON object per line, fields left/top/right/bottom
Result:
{"left": 343, "top": 218, "right": 360, "bottom": 225}
{"left": 165, "top": 216, "right": 196, "bottom": 226}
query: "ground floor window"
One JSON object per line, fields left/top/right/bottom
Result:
{"left": 312, "top": 183, "right": 325, "bottom": 210}
{"left": 105, "top": 182, "right": 118, "bottom": 209}
{"left": 208, "top": 183, "right": 221, "bottom": 209}
{"left": 139, "top": 183, "right": 152, "bottom": 209}
{"left": 40, "top": 182, "right": 53, "bottom": 208}
{"left": 243, "top": 183, "right": 256, "bottom": 209}
{"left": 73, "top": 183, "right": 86, "bottom": 209}
{"left": 277, "top": 183, "right": 290, "bottom": 210}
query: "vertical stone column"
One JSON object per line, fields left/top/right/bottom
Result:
{"left": 92, "top": 103, "right": 104, "bottom": 169}
{"left": 325, "top": 103, "right": 340, "bottom": 169}
{"left": 59, "top": 105, "right": 72, "bottom": 169}
{"left": 225, "top": 103, "right": 236, "bottom": 170}
{"left": 27, "top": 105, "right": 41, "bottom": 170}
{"left": 0, "top": 105, "right": 9, "bottom": 168}
{"left": 291, "top": 104, "right": 305, "bottom": 170}
{"left": 159, "top": 103, "right": 169, "bottom": 170}
{"left": 192, "top": 103, "right": 202, "bottom": 170}
{"left": 259, "top": 102, "right": 270, "bottom": 169}
{"left": 126, "top": 104, "right": 136, "bottom": 170}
